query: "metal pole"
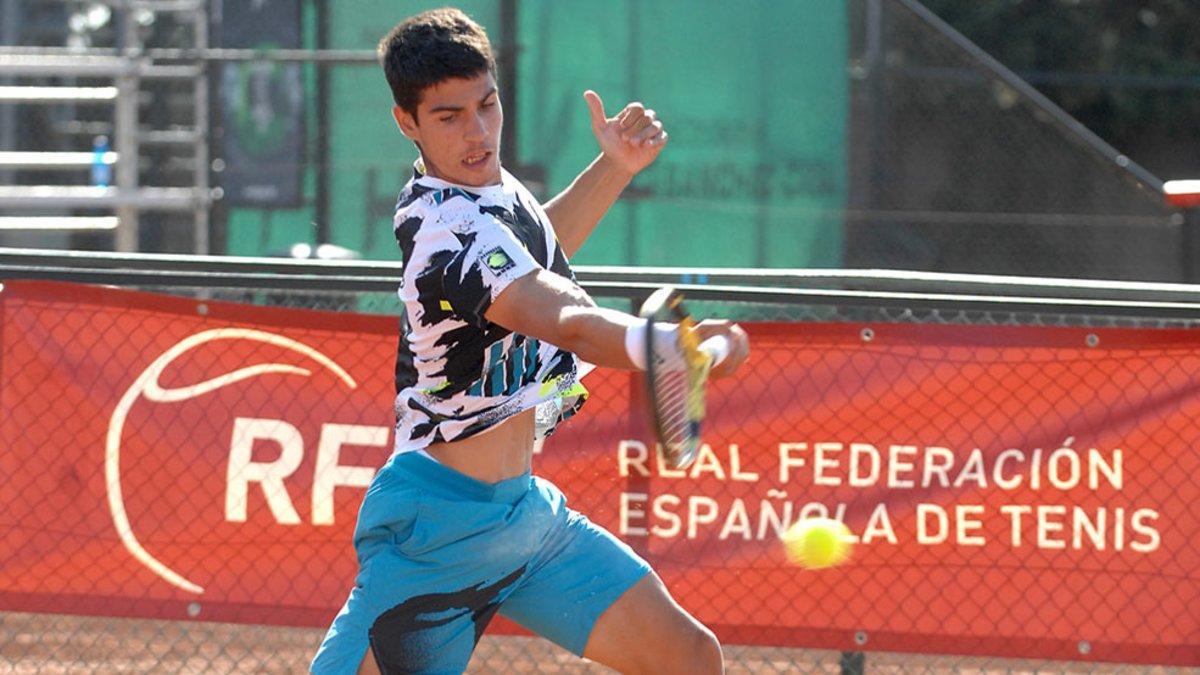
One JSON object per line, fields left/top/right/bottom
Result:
{"left": 192, "top": 0, "right": 210, "bottom": 255}
{"left": 754, "top": 20, "right": 770, "bottom": 268}
{"left": 208, "top": 0, "right": 227, "bottom": 256}
{"left": 1165, "top": 182, "right": 1200, "bottom": 283}
{"left": 1183, "top": 209, "right": 1200, "bottom": 284}
{"left": 0, "top": 0, "right": 19, "bottom": 188}
{"left": 625, "top": 1, "right": 639, "bottom": 265}
{"left": 839, "top": 650, "right": 865, "bottom": 675}
{"left": 314, "top": 0, "right": 330, "bottom": 245}
{"left": 838, "top": 6, "right": 880, "bottom": 670}
{"left": 498, "top": 0, "right": 518, "bottom": 172}
{"left": 114, "top": 9, "right": 141, "bottom": 253}
{"left": 865, "top": 0, "right": 885, "bottom": 211}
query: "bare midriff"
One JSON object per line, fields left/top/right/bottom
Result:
{"left": 424, "top": 407, "right": 537, "bottom": 483}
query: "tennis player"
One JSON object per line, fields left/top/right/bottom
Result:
{"left": 312, "top": 8, "right": 749, "bottom": 674}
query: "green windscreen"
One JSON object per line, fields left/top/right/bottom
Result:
{"left": 224, "top": 1, "right": 849, "bottom": 268}
{"left": 515, "top": 1, "right": 848, "bottom": 267}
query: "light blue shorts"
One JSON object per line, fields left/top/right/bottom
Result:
{"left": 311, "top": 451, "right": 651, "bottom": 674}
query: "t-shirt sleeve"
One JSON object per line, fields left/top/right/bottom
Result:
{"left": 406, "top": 203, "right": 540, "bottom": 328}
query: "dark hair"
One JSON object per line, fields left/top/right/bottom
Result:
{"left": 378, "top": 8, "right": 496, "bottom": 119}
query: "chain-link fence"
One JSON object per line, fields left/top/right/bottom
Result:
{"left": 844, "top": 0, "right": 1181, "bottom": 281}
{"left": 1, "top": 253, "right": 1198, "bottom": 673}
{"left": 3, "top": 0, "right": 1193, "bottom": 280}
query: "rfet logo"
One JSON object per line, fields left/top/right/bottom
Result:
{"left": 106, "top": 327, "right": 392, "bottom": 596}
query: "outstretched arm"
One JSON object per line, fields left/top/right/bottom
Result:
{"left": 485, "top": 269, "right": 749, "bottom": 379}
{"left": 543, "top": 91, "right": 668, "bottom": 257}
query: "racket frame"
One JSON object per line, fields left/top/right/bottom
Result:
{"left": 640, "top": 287, "right": 711, "bottom": 469}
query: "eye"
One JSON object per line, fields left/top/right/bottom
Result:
{"left": 439, "top": 114, "right": 456, "bottom": 123}
{"left": 481, "top": 100, "right": 496, "bottom": 108}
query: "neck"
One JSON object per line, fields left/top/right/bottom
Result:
{"left": 418, "top": 157, "right": 503, "bottom": 188}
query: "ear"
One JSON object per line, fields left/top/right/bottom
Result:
{"left": 392, "top": 105, "right": 419, "bottom": 141}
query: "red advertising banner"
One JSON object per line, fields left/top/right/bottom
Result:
{"left": 1, "top": 281, "right": 1197, "bottom": 666}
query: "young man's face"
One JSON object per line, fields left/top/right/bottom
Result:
{"left": 393, "top": 72, "right": 503, "bottom": 187}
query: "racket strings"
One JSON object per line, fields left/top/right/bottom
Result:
{"left": 653, "top": 368, "right": 698, "bottom": 457}
{"left": 641, "top": 290, "right": 708, "bottom": 469}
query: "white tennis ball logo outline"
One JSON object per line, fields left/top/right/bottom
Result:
{"left": 106, "top": 327, "right": 356, "bottom": 594}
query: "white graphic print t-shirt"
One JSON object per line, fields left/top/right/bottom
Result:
{"left": 391, "top": 162, "right": 586, "bottom": 455}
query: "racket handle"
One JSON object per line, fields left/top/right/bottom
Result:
{"left": 699, "top": 335, "right": 730, "bottom": 366}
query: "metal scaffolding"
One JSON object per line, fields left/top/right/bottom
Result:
{"left": 0, "top": 0, "right": 210, "bottom": 253}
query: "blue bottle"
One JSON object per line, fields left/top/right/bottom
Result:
{"left": 91, "top": 135, "right": 112, "bottom": 187}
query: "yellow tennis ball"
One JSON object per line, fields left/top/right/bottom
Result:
{"left": 781, "top": 517, "right": 853, "bottom": 569}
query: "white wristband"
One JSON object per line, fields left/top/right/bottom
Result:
{"left": 624, "top": 322, "right": 687, "bottom": 371}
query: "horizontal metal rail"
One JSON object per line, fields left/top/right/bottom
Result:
{"left": 0, "top": 217, "right": 119, "bottom": 230}
{"left": 0, "top": 264, "right": 1198, "bottom": 319}
{"left": 3, "top": 248, "right": 1200, "bottom": 307}
{"left": 0, "top": 46, "right": 377, "bottom": 65}
{"left": 15, "top": 0, "right": 203, "bottom": 11}
{"left": 0, "top": 187, "right": 198, "bottom": 210}
{"left": 573, "top": 266, "right": 1200, "bottom": 305}
{"left": 1166, "top": 180, "right": 1200, "bottom": 209}
{"left": 0, "top": 86, "right": 117, "bottom": 103}
{"left": 583, "top": 281, "right": 1200, "bottom": 319}
{"left": 0, "top": 151, "right": 117, "bottom": 169}
{"left": 0, "top": 247, "right": 402, "bottom": 276}
{"left": 1, "top": 249, "right": 1200, "bottom": 319}
{"left": 0, "top": 265, "right": 395, "bottom": 291}
{"left": 138, "top": 129, "right": 201, "bottom": 145}
{"left": 0, "top": 55, "right": 199, "bottom": 79}
{"left": 112, "top": 0, "right": 203, "bottom": 12}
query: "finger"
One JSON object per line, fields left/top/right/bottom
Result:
{"left": 648, "top": 130, "right": 669, "bottom": 147}
{"left": 700, "top": 335, "right": 731, "bottom": 365}
{"left": 712, "top": 349, "right": 742, "bottom": 378}
{"left": 732, "top": 329, "right": 751, "bottom": 366}
{"left": 631, "top": 120, "right": 663, "bottom": 145}
{"left": 712, "top": 325, "right": 748, "bottom": 373}
{"left": 618, "top": 102, "right": 645, "bottom": 129}
{"left": 692, "top": 320, "right": 730, "bottom": 340}
{"left": 583, "top": 90, "right": 607, "bottom": 129}
{"left": 623, "top": 111, "right": 655, "bottom": 139}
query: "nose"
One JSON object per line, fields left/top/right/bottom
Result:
{"left": 464, "top": 110, "right": 486, "bottom": 143}
{"left": 463, "top": 108, "right": 492, "bottom": 144}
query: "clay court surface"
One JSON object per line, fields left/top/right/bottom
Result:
{"left": 0, "top": 613, "right": 1186, "bottom": 674}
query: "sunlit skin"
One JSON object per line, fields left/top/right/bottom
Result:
{"left": 358, "top": 69, "right": 737, "bottom": 675}
{"left": 386, "top": 71, "right": 749, "bottom": 487}
{"left": 392, "top": 71, "right": 676, "bottom": 189}
{"left": 392, "top": 72, "right": 503, "bottom": 187}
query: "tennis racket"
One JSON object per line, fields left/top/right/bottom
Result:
{"left": 639, "top": 287, "right": 729, "bottom": 470}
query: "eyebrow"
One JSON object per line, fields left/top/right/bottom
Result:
{"left": 428, "top": 87, "right": 498, "bottom": 114}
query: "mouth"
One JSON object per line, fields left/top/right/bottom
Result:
{"left": 462, "top": 150, "right": 493, "bottom": 169}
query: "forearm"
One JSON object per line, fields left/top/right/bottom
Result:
{"left": 485, "top": 270, "right": 742, "bottom": 375}
{"left": 542, "top": 153, "right": 634, "bottom": 257}
{"left": 558, "top": 305, "right": 640, "bottom": 369}
{"left": 486, "top": 269, "right": 639, "bottom": 370}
